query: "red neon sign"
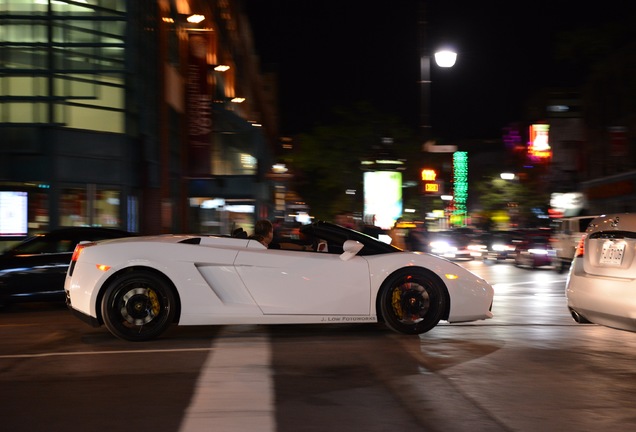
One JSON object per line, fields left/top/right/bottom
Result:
{"left": 528, "top": 124, "right": 552, "bottom": 160}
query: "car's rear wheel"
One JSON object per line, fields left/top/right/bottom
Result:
{"left": 379, "top": 268, "right": 447, "bottom": 335}
{"left": 101, "top": 271, "right": 176, "bottom": 341}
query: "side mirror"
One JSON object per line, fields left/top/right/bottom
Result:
{"left": 340, "top": 240, "right": 364, "bottom": 261}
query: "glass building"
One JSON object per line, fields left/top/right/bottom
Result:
{"left": 0, "top": 0, "right": 278, "bottom": 242}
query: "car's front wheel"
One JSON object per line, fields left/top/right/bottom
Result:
{"left": 101, "top": 270, "right": 176, "bottom": 341}
{"left": 379, "top": 268, "right": 448, "bottom": 335}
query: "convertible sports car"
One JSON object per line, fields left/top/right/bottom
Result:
{"left": 65, "top": 221, "right": 494, "bottom": 341}
{"left": 567, "top": 213, "right": 636, "bottom": 332}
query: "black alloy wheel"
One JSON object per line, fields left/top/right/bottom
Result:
{"left": 101, "top": 270, "right": 176, "bottom": 341}
{"left": 379, "top": 268, "right": 447, "bottom": 335}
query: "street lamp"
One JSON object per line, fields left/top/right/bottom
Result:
{"left": 419, "top": 50, "right": 457, "bottom": 143}
{"left": 418, "top": 3, "right": 457, "bottom": 227}
{"left": 434, "top": 50, "right": 457, "bottom": 68}
{"left": 418, "top": 3, "right": 457, "bottom": 143}
{"left": 498, "top": 173, "right": 519, "bottom": 228}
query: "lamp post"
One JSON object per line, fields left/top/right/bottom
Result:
{"left": 418, "top": 2, "right": 457, "bottom": 226}
{"left": 499, "top": 172, "right": 519, "bottom": 228}
{"left": 418, "top": 2, "right": 457, "bottom": 144}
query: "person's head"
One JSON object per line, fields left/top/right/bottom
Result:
{"left": 253, "top": 219, "right": 274, "bottom": 246}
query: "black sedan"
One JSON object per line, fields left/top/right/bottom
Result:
{"left": 0, "top": 227, "right": 134, "bottom": 307}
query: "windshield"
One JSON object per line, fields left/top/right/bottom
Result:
{"left": 300, "top": 221, "right": 401, "bottom": 255}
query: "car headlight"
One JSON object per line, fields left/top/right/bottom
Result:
{"left": 528, "top": 248, "right": 548, "bottom": 255}
{"left": 430, "top": 241, "right": 454, "bottom": 253}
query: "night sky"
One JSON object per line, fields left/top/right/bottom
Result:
{"left": 244, "top": 1, "right": 635, "bottom": 141}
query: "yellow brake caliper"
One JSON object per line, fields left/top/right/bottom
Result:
{"left": 147, "top": 289, "right": 161, "bottom": 317}
{"left": 391, "top": 286, "right": 404, "bottom": 319}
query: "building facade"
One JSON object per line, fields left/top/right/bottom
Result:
{"left": 534, "top": 87, "right": 636, "bottom": 217}
{"left": 0, "top": 0, "right": 279, "bottom": 242}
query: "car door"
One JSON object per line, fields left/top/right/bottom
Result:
{"left": 234, "top": 248, "right": 371, "bottom": 315}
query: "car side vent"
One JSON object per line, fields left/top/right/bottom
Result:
{"left": 589, "top": 231, "right": 636, "bottom": 240}
{"left": 179, "top": 237, "right": 201, "bottom": 245}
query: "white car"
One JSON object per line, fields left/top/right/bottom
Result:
{"left": 65, "top": 221, "right": 494, "bottom": 341}
{"left": 552, "top": 215, "right": 598, "bottom": 273}
{"left": 566, "top": 213, "right": 636, "bottom": 332}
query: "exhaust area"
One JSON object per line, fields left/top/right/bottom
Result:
{"left": 569, "top": 308, "right": 591, "bottom": 324}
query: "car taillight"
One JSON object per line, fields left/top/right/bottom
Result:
{"left": 68, "top": 242, "right": 96, "bottom": 276}
{"left": 71, "top": 242, "right": 94, "bottom": 262}
{"left": 574, "top": 234, "right": 587, "bottom": 258}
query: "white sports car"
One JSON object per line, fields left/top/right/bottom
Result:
{"left": 64, "top": 221, "right": 494, "bottom": 341}
{"left": 567, "top": 213, "right": 636, "bottom": 332}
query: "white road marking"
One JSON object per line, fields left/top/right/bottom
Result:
{"left": 0, "top": 347, "right": 215, "bottom": 359}
{"left": 179, "top": 332, "right": 275, "bottom": 432}
{"left": 493, "top": 279, "right": 567, "bottom": 289}
{"left": 0, "top": 333, "right": 277, "bottom": 431}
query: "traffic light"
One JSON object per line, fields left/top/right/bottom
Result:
{"left": 421, "top": 169, "right": 442, "bottom": 194}
{"left": 421, "top": 169, "right": 437, "bottom": 181}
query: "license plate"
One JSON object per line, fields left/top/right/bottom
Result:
{"left": 600, "top": 242, "right": 626, "bottom": 265}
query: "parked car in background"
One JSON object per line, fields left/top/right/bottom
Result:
{"left": 551, "top": 215, "right": 599, "bottom": 273}
{"left": 514, "top": 230, "right": 555, "bottom": 269}
{"left": 0, "top": 227, "right": 134, "bottom": 308}
{"left": 566, "top": 213, "right": 636, "bottom": 332}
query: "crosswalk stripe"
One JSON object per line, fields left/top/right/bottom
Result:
{"left": 179, "top": 331, "right": 275, "bottom": 432}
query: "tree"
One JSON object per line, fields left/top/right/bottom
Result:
{"left": 287, "top": 102, "right": 417, "bottom": 222}
{"left": 473, "top": 174, "right": 550, "bottom": 229}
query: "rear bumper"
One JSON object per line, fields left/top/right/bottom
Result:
{"left": 66, "top": 291, "right": 101, "bottom": 327}
{"left": 566, "top": 266, "right": 636, "bottom": 331}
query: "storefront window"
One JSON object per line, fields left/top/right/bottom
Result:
{"left": 60, "top": 185, "right": 120, "bottom": 228}
{"left": 29, "top": 190, "right": 49, "bottom": 232}
{"left": 95, "top": 190, "right": 121, "bottom": 227}
{"left": 60, "top": 188, "right": 86, "bottom": 226}
{"left": 0, "top": 184, "right": 50, "bottom": 235}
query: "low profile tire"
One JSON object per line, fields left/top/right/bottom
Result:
{"left": 379, "top": 268, "right": 447, "bottom": 335}
{"left": 101, "top": 271, "right": 176, "bottom": 341}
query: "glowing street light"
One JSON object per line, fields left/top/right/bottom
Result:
{"left": 434, "top": 50, "right": 458, "bottom": 68}
{"left": 187, "top": 14, "right": 205, "bottom": 24}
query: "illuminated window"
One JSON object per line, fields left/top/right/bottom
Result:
{"left": 60, "top": 185, "right": 120, "bottom": 228}
{"left": 0, "top": 0, "right": 127, "bottom": 132}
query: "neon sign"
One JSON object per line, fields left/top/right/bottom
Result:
{"left": 528, "top": 124, "right": 552, "bottom": 160}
